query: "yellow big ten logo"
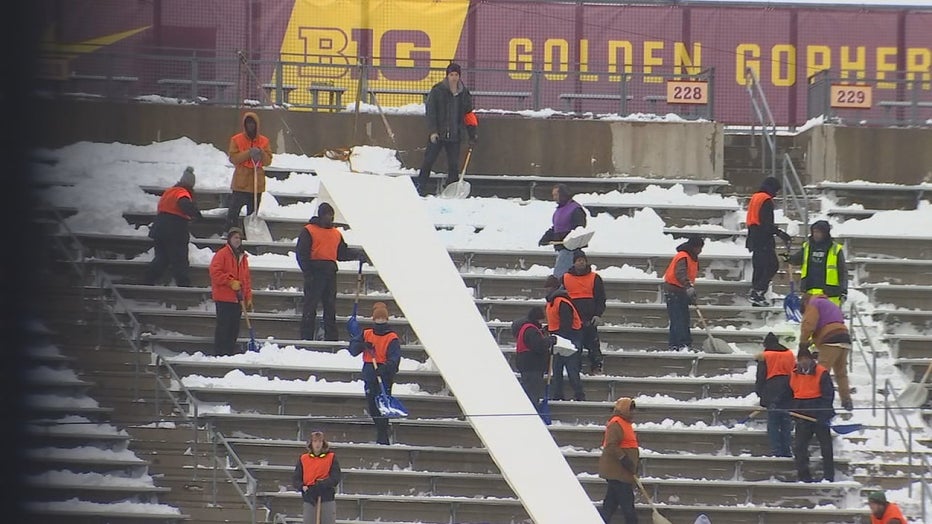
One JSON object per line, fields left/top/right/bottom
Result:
{"left": 278, "top": 0, "right": 470, "bottom": 109}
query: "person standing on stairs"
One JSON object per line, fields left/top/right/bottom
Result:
{"left": 799, "top": 293, "right": 853, "bottom": 411}
{"left": 562, "top": 250, "right": 606, "bottom": 375}
{"left": 782, "top": 220, "right": 848, "bottom": 307}
{"left": 790, "top": 346, "right": 835, "bottom": 483}
{"left": 867, "top": 491, "right": 907, "bottom": 524}
{"left": 348, "top": 302, "right": 401, "bottom": 445}
{"left": 225, "top": 111, "right": 272, "bottom": 236}
{"left": 292, "top": 430, "right": 342, "bottom": 524}
{"left": 745, "top": 176, "right": 792, "bottom": 307}
{"left": 538, "top": 184, "right": 589, "bottom": 279}
{"left": 755, "top": 332, "right": 795, "bottom": 457}
{"left": 296, "top": 202, "right": 367, "bottom": 341}
{"left": 598, "top": 397, "right": 640, "bottom": 524}
{"left": 544, "top": 275, "right": 586, "bottom": 401}
{"left": 512, "top": 306, "right": 554, "bottom": 413}
{"left": 662, "top": 237, "right": 704, "bottom": 351}
{"left": 208, "top": 227, "right": 252, "bottom": 356}
{"left": 144, "top": 166, "right": 202, "bottom": 287}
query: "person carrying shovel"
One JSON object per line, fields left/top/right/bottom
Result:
{"left": 790, "top": 346, "right": 836, "bottom": 483}
{"left": 599, "top": 397, "right": 640, "bottom": 523}
{"left": 208, "top": 227, "right": 252, "bottom": 356}
{"left": 348, "top": 302, "right": 401, "bottom": 445}
{"left": 225, "top": 111, "right": 272, "bottom": 237}
{"left": 799, "top": 293, "right": 853, "bottom": 411}
{"left": 292, "top": 429, "right": 342, "bottom": 524}
{"left": 662, "top": 237, "right": 704, "bottom": 351}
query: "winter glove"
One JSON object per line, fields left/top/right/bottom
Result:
{"left": 244, "top": 299, "right": 253, "bottom": 311}
{"left": 230, "top": 280, "right": 242, "bottom": 291}
{"left": 429, "top": 133, "right": 440, "bottom": 144}
{"left": 798, "top": 341, "right": 810, "bottom": 353}
{"left": 685, "top": 286, "right": 697, "bottom": 304}
{"left": 346, "top": 315, "right": 362, "bottom": 339}
{"left": 467, "top": 128, "right": 478, "bottom": 147}
{"left": 249, "top": 147, "right": 262, "bottom": 163}
{"left": 304, "top": 483, "right": 320, "bottom": 501}
{"left": 590, "top": 316, "right": 603, "bottom": 327}
{"left": 358, "top": 251, "right": 370, "bottom": 265}
{"left": 619, "top": 455, "right": 636, "bottom": 473}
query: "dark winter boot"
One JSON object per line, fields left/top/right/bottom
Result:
{"left": 749, "top": 290, "right": 770, "bottom": 307}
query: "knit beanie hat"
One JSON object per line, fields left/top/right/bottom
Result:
{"left": 179, "top": 166, "right": 195, "bottom": 188}
{"left": 446, "top": 62, "right": 462, "bottom": 75}
{"left": 572, "top": 249, "right": 587, "bottom": 262}
{"left": 867, "top": 491, "right": 887, "bottom": 504}
{"left": 318, "top": 202, "right": 334, "bottom": 217}
{"left": 763, "top": 332, "right": 781, "bottom": 349}
{"left": 372, "top": 302, "right": 389, "bottom": 323}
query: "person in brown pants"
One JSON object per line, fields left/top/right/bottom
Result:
{"left": 799, "top": 293, "right": 852, "bottom": 411}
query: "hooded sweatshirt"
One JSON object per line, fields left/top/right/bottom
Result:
{"left": 295, "top": 216, "right": 356, "bottom": 275}
{"left": 598, "top": 398, "right": 639, "bottom": 483}
{"left": 662, "top": 240, "right": 699, "bottom": 295}
{"left": 755, "top": 336, "right": 795, "bottom": 408}
{"left": 228, "top": 112, "right": 273, "bottom": 193}
{"left": 746, "top": 177, "right": 790, "bottom": 251}
{"left": 787, "top": 221, "right": 847, "bottom": 296}
{"left": 561, "top": 263, "right": 606, "bottom": 321}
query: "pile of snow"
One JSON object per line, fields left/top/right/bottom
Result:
{"left": 171, "top": 343, "right": 429, "bottom": 372}
{"left": 833, "top": 201, "right": 932, "bottom": 238}
{"left": 27, "top": 498, "right": 181, "bottom": 515}
{"left": 180, "top": 368, "right": 427, "bottom": 396}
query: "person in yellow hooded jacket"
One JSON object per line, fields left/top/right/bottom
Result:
{"left": 225, "top": 111, "right": 273, "bottom": 235}
{"left": 598, "top": 397, "right": 640, "bottom": 523}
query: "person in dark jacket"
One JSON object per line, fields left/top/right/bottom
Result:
{"left": 292, "top": 430, "right": 341, "bottom": 524}
{"left": 662, "top": 237, "right": 704, "bottom": 351}
{"left": 790, "top": 347, "right": 835, "bottom": 482}
{"left": 783, "top": 220, "right": 848, "bottom": 306}
{"left": 755, "top": 332, "right": 795, "bottom": 457}
{"left": 562, "top": 250, "right": 606, "bottom": 374}
{"left": 296, "top": 202, "right": 366, "bottom": 341}
{"left": 512, "top": 306, "right": 554, "bottom": 412}
{"left": 415, "top": 62, "right": 478, "bottom": 196}
{"left": 144, "top": 167, "right": 202, "bottom": 286}
{"left": 746, "top": 176, "right": 792, "bottom": 306}
{"left": 544, "top": 275, "right": 585, "bottom": 401}
{"left": 348, "top": 302, "right": 401, "bottom": 445}
{"left": 538, "top": 184, "right": 589, "bottom": 279}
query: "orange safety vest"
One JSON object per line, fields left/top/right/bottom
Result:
{"left": 563, "top": 272, "right": 596, "bottom": 299}
{"left": 304, "top": 223, "right": 343, "bottom": 261}
{"left": 603, "top": 415, "right": 638, "bottom": 448}
{"left": 790, "top": 365, "right": 828, "bottom": 400}
{"left": 763, "top": 350, "right": 796, "bottom": 380}
{"left": 746, "top": 192, "right": 772, "bottom": 227}
{"left": 157, "top": 186, "right": 193, "bottom": 219}
{"left": 663, "top": 251, "right": 698, "bottom": 288}
{"left": 362, "top": 329, "right": 398, "bottom": 364}
{"left": 546, "top": 295, "right": 582, "bottom": 332}
{"left": 300, "top": 452, "right": 335, "bottom": 486}
{"left": 231, "top": 132, "right": 270, "bottom": 169}
{"left": 871, "top": 502, "right": 907, "bottom": 524}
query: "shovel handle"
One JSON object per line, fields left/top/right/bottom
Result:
{"left": 789, "top": 411, "right": 817, "bottom": 422}
{"left": 920, "top": 360, "right": 932, "bottom": 384}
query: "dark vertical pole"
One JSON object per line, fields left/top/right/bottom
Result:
{"left": 466, "top": 0, "right": 477, "bottom": 69}
{"left": 896, "top": 9, "right": 907, "bottom": 123}
{"left": 573, "top": 2, "right": 584, "bottom": 113}
{"left": 787, "top": 9, "right": 798, "bottom": 127}
{"left": 682, "top": 5, "right": 691, "bottom": 78}
{"left": 153, "top": 0, "right": 162, "bottom": 48}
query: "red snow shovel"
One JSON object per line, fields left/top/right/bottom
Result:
{"left": 634, "top": 475, "right": 674, "bottom": 524}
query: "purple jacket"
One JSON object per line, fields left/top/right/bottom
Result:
{"left": 552, "top": 200, "right": 582, "bottom": 234}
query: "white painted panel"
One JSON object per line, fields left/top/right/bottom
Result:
{"left": 319, "top": 172, "right": 602, "bottom": 523}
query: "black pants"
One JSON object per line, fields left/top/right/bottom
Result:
{"left": 365, "top": 372, "right": 394, "bottom": 445}
{"left": 601, "top": 479, "right": 638, "bottom": 523}
{"left": 301, "top": 272, "right": 337, "bottom": 341}
{"left": 552, "top": 350, "right": 585, "bottom": 401}
{"left": 225, "top": 191, "right": 263, "bottom": 233}
{"left": 214, "top": 301, "right": 242, "bottom": 356}
{"left": 580, "top": 323, "right": 603, "bottom": 371}
{"left": 519, "top": 369, "right": 546, "bottom": 411}
{"left": 751, "top": 247, "right": 779, "bottom": 293}
{"left": 665, "top": 291, "right": 692, "bottom": 349}
{"left": 144, "top": 235, "right": 190, "bottom": 286}
{"left": 416, "top": 139, "right": 461, "bottom": 195}
{"left": 794, "top": 419, "right": 834, "bottom": 481}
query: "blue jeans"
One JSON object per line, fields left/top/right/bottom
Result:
{"left": 553, "top": 249, "right": 574, "bottom": 279}
{"left": 665, "top": 292, "right": 692, "bottom": 349}
{"left": 766, "top": 405, "right": 792, "bottom": 457}
{"left": 551, "top": 351, "right": 585, "bottom": 401}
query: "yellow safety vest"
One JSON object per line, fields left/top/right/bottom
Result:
{"left": 801, "top": 241, "right": 843, "bottom": 305}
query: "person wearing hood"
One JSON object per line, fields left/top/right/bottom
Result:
{"left": 208, "top": 227, "right": 252, "bottom": 356}
{"left": 348, "top": 302, "right": 401, "bottom": 445}
{"left": 415, "top": 62, "right": 478, "bottom": 197}
{"left": 783, "top": 220, "right": 847, "bottom": 306}
{"left": 544, "top": 275, "right": 586, "bottom": 401}
{"left": 755, "top": 332, "right": 795, "bottom": 457}
{"left": 511, "top": 306, "right": 554, "bottom": 413}
{"left": 292, "top": 429, "right": 342, "bottom": 524}
{"left": 800, "top": 293, "right": 853, "bottom": 411}
{"left": 145, "top": 166, "right": 202, "bottom": 287}
{"left": 662, "top": 237, "right": 704, "bottom": 351}
{"left": 866, "top": 491, "right": 907, "bottom": 524}
{"left": 790, "top": 346, "right": 835, "bottom": 483}
{"left": 225, "top": 111, "right": 273, "bottom": 235}
{"left": 598, "top": 397, "right": 639, "bottom": 523}
{"left": 296, "top": 202, "right": 367, "bottom": 341}
{"left": 746, "top": 176, "right": 792, "bottom": 306}
{"left": 562, "top": 250, "right": 606, "bottom": 375}
{"left": 538, "top": 184, "right": 589, "bottom": 279}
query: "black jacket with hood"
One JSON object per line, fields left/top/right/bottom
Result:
{"left": 755, "top": 343, "right": 794, "bottom": 409}
{"left": 511, "top": 318, "right": 552, "bottom": 373}
{"left": 149, "top": 183, "right": 201, "bottom": 242}
{"left": 295, "top": 216, "right": 357, "bottom": 276}
{"left": 661, "top": 240, "right": 699, "bottom": 295}
{"left": 561, "top": 264, "right": 606, "bottom": 321}
{"left": 425, "top": 78, "right": 476, "bottom": 143}
{"left": 746, "top": 177, "right": 791, "bottom": 251}
{"left": 545, "top": 288, "right": 582, "bottom": 342}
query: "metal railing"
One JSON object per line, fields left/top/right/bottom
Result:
{"left": 883, "top": 379, "right": 932, "bottom": 521}
{"left": 211, "top": 429, "right": 259, "bottom": 523}
{"left": 808, "top": 70, "right": 932, "bottom": 127}
{"left": 781, "top": 153, "right": 810, "bottom": 232}
{"left": 847, "top": 303, "right": 879, "bottom": 416}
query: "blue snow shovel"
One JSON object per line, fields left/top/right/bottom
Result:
{"left": 239, "top": 292, "right": 260, "bottom": 352}
{"left": 373, "top": 359, "right": 408, "bottom": 418}
{"left": 790, "top": 411, "right": 863, "bottom": 435}
{"left": 783, "top": 243, "right": 803, "bottom": 322}
{"left": 539, "top": 350, "right": 553, "bottom": 425}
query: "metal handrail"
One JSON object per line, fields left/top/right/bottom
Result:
{"left": 848, "top": 303, "right": 878, "bottom": 415}
{"left": 883, "top": 379, "right": 932, "bottom": 521}
{"left": 781, "top": 153, "right": 810, "bottom": 232}
{"left": 745, "top": 67, "right": 778, "bottom": 178}
{"left": 212, "top": 430, "right": 259, "bottom": 524}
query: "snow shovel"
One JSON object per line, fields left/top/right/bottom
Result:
{"left": 737, "top": 409, "right": 763, "bottom": 425}
{"left": 897, "top": 361, "right": 932, "bottom": 408}
{"left": 693, "top": 305, "right": 733, "bottom": 354}
{"left": 539, "top": 350, "right": 554, "bottom": 425}
{"left": 373, "top": 359, "right": 408, "bottom": 418}
{"left": 239, "top": 295, "right": 260, "bottom": 352}
{"left": 783, "top": 243, "right": 803, "bottom": 322}
{"left": 243, "top": 163, "right": 273, "bottom": 243}
{"left": 789, "top": 411, "right": 863, "bottom": 434}
{"left": 440, "top": 147, "right": 472, "bottom": 199}
{"left": 633, "top": 475, "right": 674, "bottom": 524}
{"left": 346, "top": 260, "right": 364, "bottom": 339}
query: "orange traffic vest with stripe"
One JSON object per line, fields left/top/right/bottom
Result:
{"left": 763, "top": 350, "right": 796, "bottom": 380}
{"left": 300, "top": 452, "right": 334, "bottom": 486}
{"left": 663, "top": 251, "right": 698, "bottom": 288}
{"left": 871, "top": 502, "right": 906, "bottom": 524}
{"left": 603, "top": 415, "right": 638, "bottom": 448}
{"left": 304, "top": 224, "right": 342, "bottom": 261}
{"left": 791, "top": 365, "right": 828, "bottom": 399}
{"left": 746, "top": 192, "right": 772, "bottom": 227}
{"left": 157, "top": 187, "right": 193, "bottom": 219}
{"left": 362, "top": 329, "right": 398, "bottom": 364}
{"left": 563, "top": 272, "right": 596, "bottom": 299}
{"left": 546, "top": 296, "right": 582, "bottom": 332}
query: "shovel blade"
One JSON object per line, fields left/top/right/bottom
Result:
{"left": 896, "top": 383, "right": 930, "bottom": 409}
{"left": 784, "top": 293, "right": 803, "bottom": 323}
{"left": 652, "top": 509, "right": 674, "bottom": 524}
{"left": 440, "top": 181, "right": 470, "bottom": 199}
{"left": 702, "top": 336, "right": 734, "bottom": 354}
{"left": 244, "top": 214, "right": 274, "bottom": 243}
{"left": 830, "top": 423, "right": 864, "bottom": 435}
{"left": 376, "top": 393, "right": 408, "bottom": 418}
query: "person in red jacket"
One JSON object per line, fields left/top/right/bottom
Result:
{"left": 144, "top": 166, "right": 202, "bottom": 287}
{"left": 745, "top": 176, "right": 792, "bottom": 306}
{"left": 544, "top": 275, "right": 585, "bottom": 401}
{"left": 867, "top": 491, "right": 907, "bottom": 524}
{"left": 209, "top": 227, "right": 252, "bottom": 356}
{"left": 225, "top": 111, "right": 273, "bottom": 235}
{"left": 562, "top": 250, "right": 606, "bottom": 375}
{"left": 662, "top": 237, "right": 704, "bottom": 351}
{"left": 348, "top": 302, "right": 402, "bottom": 445}
{"left": 292, "top": 430, "right": 341, "bottom": 524}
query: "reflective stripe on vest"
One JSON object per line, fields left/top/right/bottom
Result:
{"left": 791, "top": 365, "right": 827, "bottom": 400}
{"left": 515, "top": 323, "right": 536, "bottom": 353}
{"left": 300, "top": 452, "right": 334, "bottom": 486}
{"left": 602, "top": 415, "right": 638, "bottom": 448}
{"left": 800, "top": 241, "right": 841, "bottom": 287}
{"left": 746, "top": 192, "right": 772, "bottom": 227}
{"left": 663, "top": 251, "right": 698, "bottom": 288}
{"left": 563, "top": 272, "right": 596, "bottom": 299}
{"left": 763, "top": 350, "right": 796, "bottom": 379}
{"left": 871, "top": 502, "right": 907, "bottom": 524}
{"left": 546, "top": 296, "right": 582, "bottom": 331}
{"left": 304, "top": 223, "right": 342, "bottom": 261}
{"left": 362, "top": 329, "right": 398, "bottom": 364}
{"left": 157, "top": 186, "right": 193, "bottom": 219}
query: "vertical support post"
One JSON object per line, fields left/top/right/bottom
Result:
{"left": 532, "top": 70, "right": 541, "bottom": 111}
{"left": 190, "top": 55, "right": 199, "bottom": 102}
{"left": 275, "top": 59, "right": 284, "bottom": 106}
